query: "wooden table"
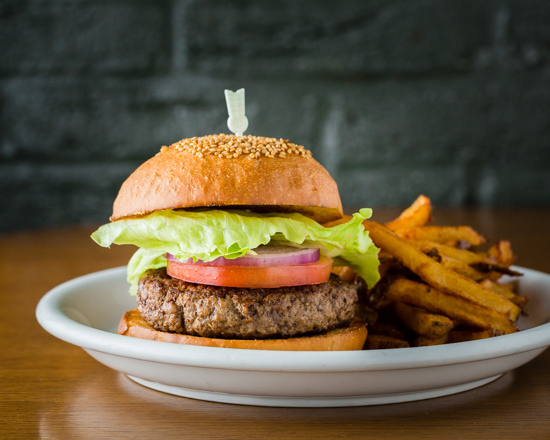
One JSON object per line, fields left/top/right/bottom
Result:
{"left": 1, "top": 208, "right": 549, "bottom": 439}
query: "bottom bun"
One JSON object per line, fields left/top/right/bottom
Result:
{"left": 118, "top": 309, "right": 368, "bottom": 351}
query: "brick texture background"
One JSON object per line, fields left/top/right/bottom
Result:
{"left": 1, "top": 0, "right": 549, "bottom": 231}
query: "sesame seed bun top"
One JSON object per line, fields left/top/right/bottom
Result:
{"left": 111, "top": 134, "right": 344, "bottom": 224}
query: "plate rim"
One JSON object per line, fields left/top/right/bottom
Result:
{"left": 36, "top": 265, "right": 550, "bottom": 373}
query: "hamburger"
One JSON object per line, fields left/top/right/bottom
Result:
{"left": 91, "top": 133, "right": 380, "bottom": 350}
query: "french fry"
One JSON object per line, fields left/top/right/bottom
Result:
{"left": 359, "top": 196, "right": 526, "bottom": 349}
{"left": 393, "top": 225, "right": 487, "bottom": 247}
{"left": 331, "top": 266, "right": 357, "bottom": 283}
{"left": 393, "top": 302, "right": 454, "bottom": 339}
{"left": 488, "top": 240, "right": 516, "bottom": 267}
{"left": 362, "top": 220, "right": 521, "bottom": 322}
{"left": 414, "top": 242, "right": 521, "bottom": 280}
{"left": 378, "top": 250, "right": 395, "bottom": 262}
{"left": 411, "top": 240, "right": 494, "bottom": 266}
{"left": 365, "top": 274, "right": 394, "bottom": 309}
{"left": 369, "top": 322, "right": 406, "bottom": 340}
{"left": 384, "top": 278, "right": 517, "bottom": 334}
{"left": 437, "top": 255, "right": 487, "bottom": 281}
{"left": 415, "top": 239, "right": 519, "bottom": 279}
{"left": 413, "top": 333, "right": 450, "bottom": 347}
{"left": 480, "top": 279, "right": 529, "bottom": 309}
{"left": 353, "top": 303, "right": 378, "bottom": 327}
{"left": 448, "top": 328, "right": 504, "bottom": 343}
{"left": 384, "top": 195, "right": 433, "bottom": 231}
{"left": 364, "top": 334, "right": 410, "bottom": 350}
{"left": 469, "top": 262, "right": 522, "bottom": 279}
{"left": 323, "top": 215, "right": 352, "bottom": 228}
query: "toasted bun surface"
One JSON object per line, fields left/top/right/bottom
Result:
{"left": 118, "top": 309, "right": 367, "bottom": 351}
{"left": 112, "top": 134, "right": 343, "bottom": 224}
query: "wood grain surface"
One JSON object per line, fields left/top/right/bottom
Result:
{"left": 1, "top": 208, "right": 549, "bottom": 439}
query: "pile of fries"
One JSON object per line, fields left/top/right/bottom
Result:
{"left": 333, "top": 195, "right": 527, "bottom": 349}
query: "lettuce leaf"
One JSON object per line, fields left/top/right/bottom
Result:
{"left": 91, "top": 208, "right": 380, "bottom": 294}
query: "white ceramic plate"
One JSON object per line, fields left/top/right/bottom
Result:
{"left": 36, "top": 266, "right": 550, "bottom": 407}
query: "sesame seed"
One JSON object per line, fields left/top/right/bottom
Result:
{"left": 162, "top": 134, "right": 312, "bottom": 159}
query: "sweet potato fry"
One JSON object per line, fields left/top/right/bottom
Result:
{"left": 362, "top": 220, "right": 521, "bottom": 321}
{"left": 385, "top": 195, "right": 433, "bottom": 231}
{"left": 384, "top": 278, "right": 517, "bottom": 334}
{"left": 393, "top": 225, "right": 487, "bottom": 247}
{"left": 393, "top": 302, "right": 454, "bottom": 339}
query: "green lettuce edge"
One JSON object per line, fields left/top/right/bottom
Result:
{"left": 91, "top": 208, "right": 380, "bottom": 294}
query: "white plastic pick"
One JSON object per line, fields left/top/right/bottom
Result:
{"left": 224, "top": 88, "right": 248, "bottom": 136}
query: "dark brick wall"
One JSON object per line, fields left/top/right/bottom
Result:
{"left": 1, "top": 0, "right": 549, "bottom": 231}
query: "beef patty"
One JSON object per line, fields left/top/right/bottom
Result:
{"left": 137, "top": 268, "right": 358, "bottom": 339}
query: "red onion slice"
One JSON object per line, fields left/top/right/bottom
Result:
{"left": 166, "top": 245, "right": 320, "bottom": 267}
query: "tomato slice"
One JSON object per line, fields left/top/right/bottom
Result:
{"left": 166, "top": 255, "right": 334, "bottom": 288}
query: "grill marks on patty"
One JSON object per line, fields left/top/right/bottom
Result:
{"left": 137, "top": 269, "right": 358, "bottom": 339}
